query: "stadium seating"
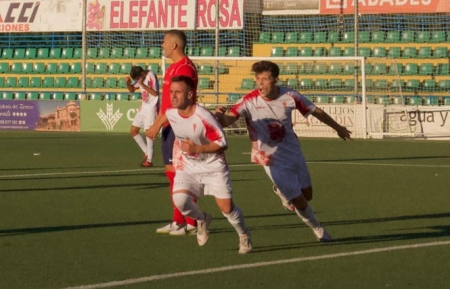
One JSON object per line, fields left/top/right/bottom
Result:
{"left": 390, "top": 79, "right": 404, "bottom": 90}
{"left": 17, "top": 77, "right": 29, "bottom": 88}
{"left": 87, "top": 48, "right": 98, "bottom": 58}
{"left": 237, "top": 78, "right": 254, "bottom": 90}
{"left": 313, "top": 63, "right": 327, "bottom": 74}
{"left": 405, "top": 79, "right": 420, "bottom": 91}
{"left": 358, "top": 47, "right": 371, "bottom": 58}
{"left": 315, "top": 94, "right": 329, "bottom": 103}
{"left": 416, "top": 31, "right": 430, "bottom": 43}
{"left": 437, "top": 80, "right": 450, "bottom": 91}
{"left": 371, "top": 31, "right": 386, "bottom": 43}
{"left": 299, "top": 78, "right": 313, "bottom": 90}
{"left": 387, "top": 47, "right": 401, "bottom": 58}
{"left": 342, "top": 63, "right": 355, "bottom": 75}
{"left": 408, "top": 96, "right": 422, "bottom": 105}
{"left": 61, "top": 47, "right": 74, "bottom": 59}
{"left": 422, "top": 79, "right": 436, "bottom": 91}
{"left": 57, "top": 63, "right": 70, "bottom": 74}
{"left": 43, "top": 77, "right": 54, "bottom": 87}
{"left": 417, "top": 47, "right": 431, "bottom": 58}
{"left": 424, "top": 96, "right": 439, "bottom": 105}
{"left": 45, "top": 63, "right": 57, "bottom": 74}
{"left": 313, "top": 47, "right": 326, "bottom": 57}
{"left": 11, "top": 62, "right": 23, "bottom": 73}
{"left": 386, "top": 31, "right": 400, "bottom": 43}
{"left": 297, "top": 32, "right": 311, "bottom": 43}
{"left": 328, "top": 47, "right": 341, "bottom": 57}
{"left": 299, "top": 47, "right": 312, "bottom": 57}
{"left": 13, "top": 48, "right": 25, "bottom": 59}
{"left": 341, "top": 32, "right": 354, "bottom": 43}
{"left": 25, "top": 48, "right": 37, "bottom": 59}
{"left": 270, "top": 32, "right": 284, "bottom": 43}
{"left": 227, "top": 46, "right": 240, "bottom": 57}
{"left": 198, "top": 77, "right": 211, "bottom": 89}
{"left": 116, "top": 93, "right": 129, "bottom": 101}
{"left": 22, "top": 62, "right": 33, "bottom": 73}
{"left": 330, "top": 96, "right": 345, "bottom": 103}
{"left": 343, "top": 47, "right": 355, "bottom": 57}
{"left": 49, "top": 48, "right": 62, "bottom": 59}
{"left": 286, "top": 78, "right": 298, "bottom": 89}
{"left": 312, "top": 32, "right": 327, "bottom": 43}
{"left": 400, "top": 31, "right": 415, "bottom": 42}
{"left": 0, "top": 62, "right": 8, "bottom": 73}
{"left": 65, "top": 92, "right": 77, "bottom": 100}
{"left": 27, "top": 92, "right": 39, "bottom": 100}
{"left": 52, "top": 92, "right": 64, "bottom": 100}
{"left": 217, "top": 47, "right": 227, "bottom": 56}
{"left": 0, "top": 77, "right": 4, "bottom": 87}
{"left": 95, "top": 63, "right": 108, "bottom": 74}
{"left": 257, "top": 32, "right": 270, "bottom": 43}
{"left": 430, "top": 31, "right": 446, "bottom": 43}
{"left": 374, "top": 79, "right": 388, "bottom": 91}
{"left": 418, "top": 63, "right": 434, "bottom": 76}
{"left": 432, "top": 47, "right": 448, "bottom": 58}
{"left": 110, "top": 47, "right": 123, "bottom": 58}
{"left": 105, "top": 78, "right": 117, "bottom": 88}
{"left": 299, "top": 63, "right": 313, "bottom": 74}
{"left": 70, "top": 63, "right": 82, "bottom": 73}
{"left": 37, "top": 48, "right": 49, "bottom": 59}
{"left": 403, "top": 63, "right": 418, "bottom": 75}
{"left": 73, "top": 48, "right": 82, "bottom": 58}
{"left": 147, "top": 63, "right": 159, "bottom": 73}
{"left": 285, "top": 47, "right": 298, "bottom": 57}
{"left": 270, "top": 47, "right": 283, "bottom": 57}
{"left": 40, "top": 92, "right": 52, "bottom": 100}
{"left": 136, "top": 48, "right": 149, "bottom": 58}
{"left": 199, "top": 47, "right": 213, "bottom": 57}
{"left": 67, "top": 77, "right": 79, "bottom": 88}
{"left": 30, "top": 77, "right": 41, "bottom": 87}
{"left": 358, "top": 31, "right": 371, "bottom": 43}
{"left": 98, "top": 48, "right": 110, "bottom": 59}
{"left": 371, "top": 63, "right": 387, "bottom": 75}
{"left": 402, "top": 47, "right": 417, "bottom": 58}
{"left": 199, "top": 64, "right": 213, "bottom": 75}
{"left": 314, "top": 79, "right": 328, "bottom": 90}
{"left": 33, "top": 63, "right": 45, "bottom": 73}
{"left": 327, "top": 31, "right": 339, "bottom": 43}
{"left": 328, "top": 63, "right": 342, "bottom": 74}
{"left": 343, "top": 79, "right": 356, "bottom": 90}
{"left": 6, "top": 77, "right": 17, "bottom": 87}
{"left": 372, "top": 47, "right": 387, "bottom": 58}
{"left": 329, "top": 78, "right": 343, "bottom": 89}
{"left": 436, "top": 63, "right": 449, "bottom": 75}
{"left": 2, "top": 48, "right": 14, "bottom": 59}
{"left": 2, "top": 92, "right": 14, "bottom": 99}
{"left": 283, "top": 63, "right": 298, "bottom": 75}
{"left": 388, "top": 63, "right": 403, "bottom": 75}
{"left": 285, "top": 32, "right": 299, "bottom": 43}
{"left": 54, "top": 77, "right": 67, "bottom": 88}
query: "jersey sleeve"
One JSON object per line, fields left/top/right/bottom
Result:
{"left": 289, "top": 90, "right": 316, "bottom": 117}
{"left": 199, "top": 108, "right": 227, "bottom": 148}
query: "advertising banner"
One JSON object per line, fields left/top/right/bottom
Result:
{"left": 80, "top": 100, "right": 141, "bottom": 132}
{"left": 292, "top": 104, "right": 366, "bottom": 139}
{"left": 0, "top": 0, "right": 82, "bottom": 33}
{"left": 320, "top": 0, "right": 450, "bottom": 14}
{"left": 87, "top": 0, "right": 244, "bottom": 31}
{"left": 0, "top": 100, "right": 80, "bottom": 131}
{"left": 0, "top": 0, "right": 244, "bottom": 33}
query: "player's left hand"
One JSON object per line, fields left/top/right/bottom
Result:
{"left": 146, "top": 125, "right": 159, "bottom": 140}
{"left": 181, "top": 138, "right": 197, "bottom": 154}
{"left": 336, "top": 126, "right": 352, "bottom": 141}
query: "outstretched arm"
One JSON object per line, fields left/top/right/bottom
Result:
{"left": 214, "top": 106, "right": 238, "bottom": 128}
{"left": 311, "top": 107, "right": 352, "bottom": 140}
{"left": 146, "top": 113, "right": 168, "bottom": 139}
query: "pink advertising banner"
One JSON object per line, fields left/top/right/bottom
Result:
{"left": 320, "top": 0, "right": 450, "bottom": 14}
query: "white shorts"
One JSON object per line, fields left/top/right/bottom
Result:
{"left": 132, "top": 107, "right": 157, "bottom": 130}
{"left": 173, "top": 170, "right": 232, "bottom": 199}
{"left": 263, "top": 157, "right": 311, "bottom": 201}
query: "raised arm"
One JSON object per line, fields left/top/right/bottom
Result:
{"left": 311, "top": 107, "right": 352, "bottom": 140}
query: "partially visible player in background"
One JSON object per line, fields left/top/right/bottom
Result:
{"left": 146, "top": 29, "right": 199, "bottom": 236}
{"left": 126, "top": 66, "right": 159, "bottom": 167}
{"left": 215, "top": 60, "right": 352, "bottom": 243}
{"left": 147, "top": 75, "right": 252, "bottom": 254}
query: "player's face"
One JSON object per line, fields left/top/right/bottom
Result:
{"left": 255, "top": 71, "right": 278, "bottom": 99}
{"left": 170, "top": 81, "right": 192, "bottom": 109}
{"left": 161, "top": 34, "right": 173, "bottom": 59}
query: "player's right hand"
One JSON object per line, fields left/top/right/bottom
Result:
{"left": 146, "top": 125, "right": 159, "bottom": 140}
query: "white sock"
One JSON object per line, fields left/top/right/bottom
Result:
{"left": 145, "top": 137, "right": 154, "bottom": 162}
{"left": 295, "top": 205, "right": 320, "bottom": 229}
{"left": 133, "top": 134, "right": 147, "bottom": 154}
{"left": 222, "top": 205, "right": 248, "bottom": 235}
{"left": 172, "top": 193, "right": 204, "bottom": 220}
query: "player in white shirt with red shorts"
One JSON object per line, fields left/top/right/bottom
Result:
{"left": 126, "top": 66, "right": 159, "bottom": 167}
{"left": 215, "top": 60, "right": 352, "bottom": 242}
{"left": 147, "top": 75, "right": 252, "bottom": 254}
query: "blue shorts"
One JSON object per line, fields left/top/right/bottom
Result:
{"left": 161, "top": 125, "right": 175, "bottom": 165}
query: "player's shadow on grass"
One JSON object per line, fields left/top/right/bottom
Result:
{"left": 2, "top": 172, "right": 166, "bottom": 182}
{"left": 0, "top": 165, "right": 109, "bottom": 172}
{"left": 310, "top": 155, "right": 450, "bottom": 163}
{"left": 0, "top": 181, "right": 168, "bottom": 193}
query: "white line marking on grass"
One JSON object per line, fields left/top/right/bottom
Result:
{"left": 63, "top": 240, "right": 450, "bottom": 289}
{"left": 308, "top": 161, "right": 450, "bottom": 169}
{"left": 2, "top": 161, "right": 450, "bottom": 179}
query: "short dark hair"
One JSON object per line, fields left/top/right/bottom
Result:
{"left": 251, "top": 61, "right": 280, "bottom": 78}
{"left": 171, "top": 75, "right": 196, "bottom": 92}
{"left": 130, "top": 66, "right": 145, "bottom": 79}
{"left": 165, "top": 29, "right": 187, "bottom": 50}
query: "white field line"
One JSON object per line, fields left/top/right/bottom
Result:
{"left": 64, "top": 240, "right": 450, "bottom": 289}
{"left": 2, "top": 161, "right": 450, "bottom": 179}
